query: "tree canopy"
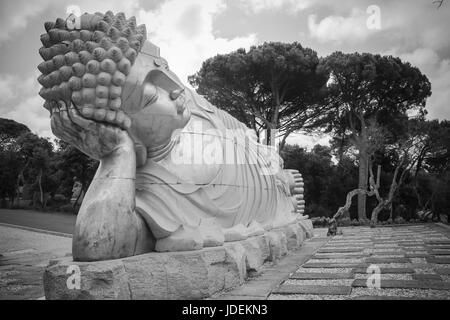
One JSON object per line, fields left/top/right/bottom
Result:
{"left": 0, "top": 118, "right": 30, "bottom": 147}
{"left": 0, "top": 118, "right": 97, "bottom": 212}
{"left": 189, "top": 42, "right": 329, "bottom": 148}
{"left": 319, "top": 52, "right": 432, "bottom": 219}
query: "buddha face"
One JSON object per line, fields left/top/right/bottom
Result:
{"left": 120, "top": 52, "right": 191, "bottom": 150}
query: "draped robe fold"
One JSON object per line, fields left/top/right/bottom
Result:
{"left": 135, "top": 89, "right": 296, "bottom": 239}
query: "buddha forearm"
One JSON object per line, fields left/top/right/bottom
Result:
{"left": 72, "top": 144, "right": 140, "bottom": 261}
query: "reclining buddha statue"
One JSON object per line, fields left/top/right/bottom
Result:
{"left": 37, "top": 11, "right": 306, "bottom": 262}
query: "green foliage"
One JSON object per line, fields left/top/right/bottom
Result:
{"left": 0, "top": 148, "right": 22, "bottom": 202}
{"left": 0, "top": 118, "right": 32, "bottom": 206}
{"left": 189, "top": 42, "right": 329, "bottom": 145}
{"left": 321, "top": 52, "right": 431, "bottom": 158}
{"left": 14, "top": 132, "right": 56, "bottom": 208}
{"left": 53, "top": 140, "right": 98, "bottom": 199}
{"left": 0, "top": 118, "right": 98, "bottom": 211}
{"left": 321, "top": 52, "right": 431, "bottom": 128}
{"left": 319, "top": 52, "right": 432, "bottom": 220}
{"left": 282, "top": 144, "right": 359, "bottom": 218}
{"left": 0, "top": 118, "right": 30, "bottom": 146}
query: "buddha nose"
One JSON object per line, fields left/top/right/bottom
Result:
{"left": 175, "top": 95, "right": 186, "bottom": 114}
{"left": 170, "top": 88, "right": 185, "bottom": 101}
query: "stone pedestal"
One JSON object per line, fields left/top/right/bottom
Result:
{"left": 43, "top": 220, "right": 313, "bottom": 300}
{"left": 298, "top": 218, "right": 314, "bottom": 239}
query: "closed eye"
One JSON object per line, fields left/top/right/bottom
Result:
{"left": 142, "top": 84, "right": 159, "bottom": 108}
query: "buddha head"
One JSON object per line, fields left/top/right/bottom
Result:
{"left": 38, "top": 11, "right": 191, "bottom": 165}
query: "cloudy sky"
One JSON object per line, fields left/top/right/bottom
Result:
{"left": 0, "top": 0, "right": 449, "bottom": 148}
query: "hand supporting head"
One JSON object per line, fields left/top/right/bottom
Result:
{"left": 38, "top": 11, "right": 191, "bottom": 166}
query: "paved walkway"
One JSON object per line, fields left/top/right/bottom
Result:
{"left": 269, "top": 224, "right": 450, "bottom": 300}
{"left": 2, "top": 221, "right": 450, "bottom": 300}
{"left": 0, "top": 225, "right": 71, "bottom": 300}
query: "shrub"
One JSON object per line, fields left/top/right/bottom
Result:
{"left": 57, "top": 204, "right": 77, "bottom": 214}
{"left": 312, "top": 216, "right": 328, "bottom": 227}
{"left": 305, "top": 203, "right": 332, "bottom": 219}
{"left": 394, "top": 216, "right": 406, "bottom": 224}
{"left": 337, "top": 217, "right": 351, "bottom": 227}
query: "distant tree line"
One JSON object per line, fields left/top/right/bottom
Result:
{"left": 281, "top": 120, "right": 450, "bottom": 223}
{"left": 0, "top": 118, "right": 97, "bottom": 212}
{"left": 190, "top": 42, "right": 449, "bottom": 223}
{"left": 1, "top": 40, "right": 448, "bottom": 223}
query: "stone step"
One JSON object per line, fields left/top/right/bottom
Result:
{"left": 405, "top": 253, "right": 430, "bottom": 258}
{"left": 272, "top": 285, "right": 352, "bottom": 295}
{"left": 365, "top": 257, "right": 410, "bottom": 264}
{"left": 312, "top": 254, "right": 368, "bottom": 260}
{"left": 435, "top": 268, "right": 450, "bottom": 275}
{"left": 425, "top": 240, "right": 450, "bottom": 245}
{"left": 317, "top": 248, "right": 364, "bottom": 253}
{"left": 399, "top": 243, "right": 426, "bottom": 247}
{"left": 290, "top": 272, "right": 354, "bottom": 280}
{"left": 302, "top": 262, "right": 367, "bottom": 268}
{"left": 352, "top": 279, "right": 450, "bottom": 290}
{"left": 426, "top": 257, "right": 450, "bottom": 264}
{"left": 430, "top": 250, "right": 450, "bottom": 255}
{"left": 411, "top": 274, "right": 442, "bottom": 281}
{"left": 428, "top": 245, "right": 450, "bottom": 250}
{"left": 368, "top": 251, "right": 406, "bottom": 256}
{"left": 352, "top": 267, "right": 415, "bottom": 274}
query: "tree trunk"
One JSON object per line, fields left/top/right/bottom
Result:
{"left": 327, "top": 187, "right": 375, "bottom": 235}
{"left": 38, "top": 169, "right": 44, "bottom": 208}
{"left": 371, "top": 202, "right": 385, "bottom": 224}
{"left": 279, "top": 131, "right": 292, "bottom": 153}
{"left": 369, "top": 165, "right": 383, "bottom": 224}
{"left": 9, "top": 195, "right": 15, "bottom": 208}
{"left": 357, "top": 149, "right": 369, "bottom": 220}
{"left": 265, "top": 124, "right": 277, "bottom": 147}
{"left": 370, "top": 157, "right": 409, "bottom": 224}
{"left": 332, "top": 187, "right": 376, "bottom": 222}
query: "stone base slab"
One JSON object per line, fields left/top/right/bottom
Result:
{"left": 43, "top": 219, "right": 313, "bottom": 300}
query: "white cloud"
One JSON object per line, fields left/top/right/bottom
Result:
{"left": 286, "top": 132, "right": 330, "bottom": 150}
{"left": 0, "top": 0, "right": 52, "bottom": 45}
{"left": 0, "top": 72, "right": 51, "bottom": 137}
{"left": 308, "top": 9, "right": 376, "bottom": 44}
{"left": 66, "top": 0, "right": 141, "bottom": 19}
{"left": 378, "top": 47, "right": 450, "bottom": 121}
{"left": 1, "top": 0, "right": 257, "bottom": 139}
{"left": 400, "top": 48, "right": 440, "bottom": 74}
{"left": 138, "top": 0, "right": 257, "bottom": 85}
{"left": 0, "top": 0, "right": 143, "bottom": 45}
{"left": 426, "top": 59, "right": 450, "bottom": 120}
{"left": 386, "top": 47, "right": 450, "bottom": 121}
{"left": 3, "top": 94, "right": 51, "bottom": 137}
{"left": 401, "top": 49, "right": 450, "bottom": 120}
{"left": 238, "top": 0, "right": 312, "bottom": 14}
{"left": 0, "top": 75, "right": 19, "bottom": 103}
{"left": 0, "top": 74, "right": 38, "bottom": 112}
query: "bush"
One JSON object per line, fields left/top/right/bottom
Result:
{"left": 394, "top": 216, "right": 406, "bottom": 224}
{"left": 312, "top": 216, "right": 328, "bottom": 227}
{"left": 57, "top": 204, "right": 78, "bottom": 214}
{"left": 306, "top": 203, "right": 333, "bottom": 218}
{"left": 337, "top": 217, "right": 351, "bottom": 227}
{"left": 46, "top": 194, "right": 68, "bottom": 207}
